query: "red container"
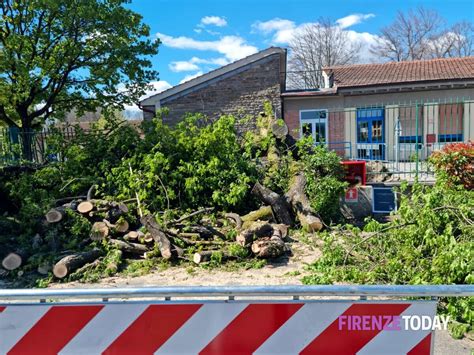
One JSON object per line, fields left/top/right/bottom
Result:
{"left": 341, "top": 160, "right": 366, "bottom": 186}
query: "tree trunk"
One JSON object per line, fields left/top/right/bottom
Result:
{"left": 286, "top": 173, "right": 323, "bottom": 232}
{"left": 251, "top": 236, "right": 287, "bottom": 258}
{"left": 141, "top": 215, "right": 173, "bottom": 259}
{"left": 236, "top": 221, "right": 274, "bottom": 246}
{"left": 241, "top": 206, "right": 273, "bottom": 229}
{"left": 224, "top": 213, "right": 243, "bottom": 229}
{"left": 53, "top": 249, "right": 101, "bottom": 279}
{"left": 251, "top": 182, "right": 293, "bottom": 225}
{"left": 109, "top": 239, "right": 148, "bottom": 255}
{"left": 20, "top": 125, "right": 34, "bottom": 162}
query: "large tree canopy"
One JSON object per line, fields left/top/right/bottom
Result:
{"left": 0, "top": 0, "right": 159, "bottom": 131}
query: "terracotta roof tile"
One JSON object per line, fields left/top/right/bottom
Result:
{"left": 324, "top": 57, "right": 474, "bottom": 88}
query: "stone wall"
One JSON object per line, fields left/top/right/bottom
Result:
{"left": 160, "top": 53, "right": 283, "bottom": 132}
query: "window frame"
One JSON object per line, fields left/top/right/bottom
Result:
{"left": 299, "top": 109, "right": 329, "bottom": 144}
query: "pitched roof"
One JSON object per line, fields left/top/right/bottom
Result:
{"left": 323, "top": 56, "right": 474, "bottom": 89}
{"left": 140, "top": 47, "right": 286, "bottom": 106}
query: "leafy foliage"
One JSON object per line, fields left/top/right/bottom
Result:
{"left": 297, "top": 137, "right": 347, "bottom": 222}
{"left": 108, "top": 113, "right": 258, "bottom": 212}
{"left": 303, "top": 181, "right": 474, "bottom": 334}
{"left": 0, "top": 0, "right": 158, "bottom": 132}
{"left": 430, "top": 141, "right": 474, "bottom": 189}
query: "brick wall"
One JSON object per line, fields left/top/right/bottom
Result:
{"left": 160, "top": 54, "right": 283, "bottom": 133}
{"left": 328, "top": 111, "right": 346, "bottom": 156}
{"left": 285, "top": 109, "right": 299, "bottom": 139}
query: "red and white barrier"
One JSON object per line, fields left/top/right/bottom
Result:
{"left": 0, "top": 301, "right": 436, "bottom": 354}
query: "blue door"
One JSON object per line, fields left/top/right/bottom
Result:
{"left": 357, "top": 108, "right": 385, "bottom": 160}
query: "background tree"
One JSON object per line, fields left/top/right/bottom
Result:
{"left": 288, "top": 18, "right": 362, "bottom": 89}
{"left": 0, "top": 0, "right": 159, "bottom": 157}
{"left": 372, "top": 7, "right": 474, "bottom": 61}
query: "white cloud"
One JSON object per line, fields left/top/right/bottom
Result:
{"left": 157, "top": 33, "right": 258, "bottom": 61}
{"left": 252, "top": 18, "right": 309, "bottom": 44}
{"left": 252, "top": 17, "right": 380, "bottom": 63}
{"left": 200, "top": 16, "right": 227, "bottom": 27}
{"left": 169, "top": 56, "right": 229, "bottom": 73}
{"left": 336, "top": 13, "right": 375, "bottom": 29}
{"left": 179, "top": 71, "right": 204, "bottom": 84}
{"left": 169, "top": 61, "right": 200, "bottom": 72}
{"left": 345, "top": 30, "right": 381, "bottom": 63}
{"left": 252, "top": 18, "right": 295, "bottom": 34}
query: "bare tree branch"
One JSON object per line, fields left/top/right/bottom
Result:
{"left": 288, "top": 18, "right": 362, "bottom": 89}
{"left": 372, "top": 6, "right": 474, "bottom": 61}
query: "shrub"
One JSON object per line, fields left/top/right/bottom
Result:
{"left": 430, "top": 141, "right": 474, "bottom": 189}
{"left": 303, "top": 181, "right": 474, "bottom": 335}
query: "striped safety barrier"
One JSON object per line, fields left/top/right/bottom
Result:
{"left": 1, "top": 300, "right": 436, "bottom": 354}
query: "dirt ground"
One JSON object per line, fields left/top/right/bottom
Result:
{"left": 2, "top": 238, "right": 472, "bottom": 354}
{"left": 44, "top": 239, "right": 473, "bottom": 355}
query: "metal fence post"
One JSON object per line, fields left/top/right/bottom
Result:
{"left": 415, "top": 101, "right": 419, "bottom": 178}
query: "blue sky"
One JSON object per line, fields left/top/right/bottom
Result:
{"left": 127, "top": 0, "right": 474, "bottom": 99}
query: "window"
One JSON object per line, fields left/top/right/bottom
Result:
{"left": 438, "top": 104, "right": 463, "bottom": 142}
{"left": 300, "top": 109, "right": 328, "bottom": 144}
{"left": 398, "top": 106, "right": 423, "bottom": 144}
{"left": 356, "top": 108, "right": 385, "bottom": 160}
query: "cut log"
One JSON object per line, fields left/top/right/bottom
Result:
{"left": 236, "top": 221, "right": 274, "bottom": 246}
{"left": 193, "top": 250, "right": 230, "bottom": 264}
{"left": 242, "top": 206, "right": 273, "bottom": 222}
{"left": 271, "top": 119, "right": 289, "bottom": 139}
{"left": 224, "top": 213, "right": 243, "bottom": 229}
{"left": 251, "top": 236, "right": 287, "bottom": 258}
{"left": 104, "top": 219, "right": 129, "bottom": 234}
{"left": 72, "top": 258, "right": 102, "bottom": 277}
{"left": 141, "top": 215, "right": 173, "bottom": 259}
{"left": 115, "top": 220, "right": 129, "bottom": 233}
{"left": 123, "top": 231, "right": 139, "bottom": 242}
{"left": 104, "top": 252, "right": 121, "bottom": 274}
{"left": 53, "top": 249, "right": 101, "bottom": 279}
{"left": 110, "top": 239, "right": 148, "bottom": 255}
{"left": 241, "top": 206, "right": 273, "bottom": 229}
{"left": 2, "top": 251, "right": 27, "bottom": 271}
{"left": 78, "top": 201, "right": 94, "bottom": 214}
{"left": 45, "top": 208, "right": 64, "bottom": 223}
{"left": 90, "top": 221, "right": 109, "bottom": 241}
{"left": 285, "top": 173, "right": 323, "bottom": 232}
{"left": 143, "top": 232, "right": 153, "bottom": 244}
{"left": 251, "top": 182, "right": 293, "bottom": 225}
